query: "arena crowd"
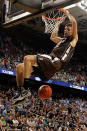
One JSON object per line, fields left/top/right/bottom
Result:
{"left": 52, "top": 62, "right": 87, "bottom": 87}
{"left": 0, "top": 85, "right": 87, "bottom": 131}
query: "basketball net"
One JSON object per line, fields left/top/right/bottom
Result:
{"left": 42, "top": 9, "right": 66, "bottom": 34}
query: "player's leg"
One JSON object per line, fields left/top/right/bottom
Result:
{"left": 16, "top": 63, "right": 24, "bottom": 88}
{"left": 23, "top": 55, "right": 38, "bottom": 89}
{"left": 13, "top": 63, "right": 24, "bottom": 103}
{"left": 13, "top": 62, "right": 31, "bottom": 104}
{"left": 16, "top": 55, "right": 37, "bottom": 91}
{"left": 24, "top": 55, "right": 38, "bottom": 78}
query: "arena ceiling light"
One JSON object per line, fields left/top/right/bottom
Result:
{"left": 78, "top": 0, "right": 87, "bottom": 11}
{"left": 64, "top": 3, "right": 77, "bottom": 9}
{"left": 64, "top": 0, "right": 87, "bottom": 12}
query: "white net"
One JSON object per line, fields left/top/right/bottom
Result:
{"left": 42, "top": 9, "right": 66, "bottom": 34}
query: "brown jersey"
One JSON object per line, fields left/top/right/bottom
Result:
{"left": 50, "top": 36, "right": 75, "bottom": 64}
{"left": 50, "top": 36, "right": 73, "bottom": 58}
{"left": 32, "top": 36, "right": 75, "bottom": 81}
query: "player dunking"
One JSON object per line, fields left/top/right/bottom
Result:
{"left": 13, "top": 9, "right": 78, "bottom": 103}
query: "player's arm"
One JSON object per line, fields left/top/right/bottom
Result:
{"left": 66, "top": 10, "right": 78, "bottom": 47}
{"left": 50, "top": 17, "right": 65, "bottom": 44}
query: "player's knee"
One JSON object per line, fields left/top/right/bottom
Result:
{"left": 24, "top": 55, "right": 29, "bottom": 62}
{"left": 24, "top": 55, "right": 32, "bottom": 63}
{"left": 16, "top": 63, "right": 24, "bottom": 72}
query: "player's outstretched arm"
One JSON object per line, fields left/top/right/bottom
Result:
{"left": 65, "top": 10, "right": 78, "bottom": 47}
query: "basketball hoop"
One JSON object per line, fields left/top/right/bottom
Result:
{"left": 42, "top": 8, "right": 67, "bottom": 34}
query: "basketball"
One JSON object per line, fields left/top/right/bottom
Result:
{"left": 38, "top": 85, "right": 52, "bottom": 99}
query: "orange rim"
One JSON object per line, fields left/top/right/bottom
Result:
{"left": 42, "top": 8, "right": 66, "bottom": 21}
{"left": 42, "top": 16, "right": 57, "bottom": 21}
{"left": 57, "top": 8, "right": 66, "bottom": 13}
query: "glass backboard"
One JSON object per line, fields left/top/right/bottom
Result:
{"left": 2, "top": 0, "right": 80, "bottom": 28}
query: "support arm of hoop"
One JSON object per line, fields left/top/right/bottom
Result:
{"left": 9, "top": 0, "right": 17, "bottom": 4}
{"left": 8, "top": 0, "right": 41, "bottom": 13}
{"left": 13, "top": 0, "right": 17, "bottom": 4}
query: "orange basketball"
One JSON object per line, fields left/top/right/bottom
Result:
{"left": 38, "top": 85, "right": 52, "bottom": 99}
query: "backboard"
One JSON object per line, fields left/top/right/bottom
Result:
{"left": 2, "top": 0, "right": 80, "bottom": 28}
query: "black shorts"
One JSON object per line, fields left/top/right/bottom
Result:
{"left": 31, "top": 44, "right": 75, "bottom": 81}
{"left": 31, "top": 54, "right": 62, "bottom": 81}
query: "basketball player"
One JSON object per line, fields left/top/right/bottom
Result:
{"left": 13, "top": 9, "right": 78, "bottom": 102}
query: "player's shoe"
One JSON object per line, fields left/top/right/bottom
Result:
{"left": 12, "top": 88, "right": 31, "bottom": 105}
